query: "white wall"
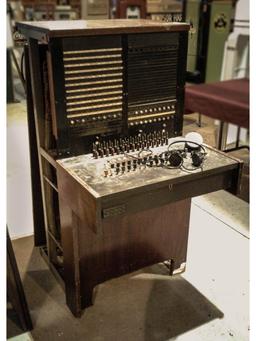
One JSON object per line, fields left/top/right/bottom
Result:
{"left": 235, "top": 0, "right": 249, "bottom": 22}
{"left": 7, "top": 102, "right": 34, "bottom": 239}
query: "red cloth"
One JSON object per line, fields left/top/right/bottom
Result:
{"left": 184, "top": 78, "right": 249, "bottom": 129}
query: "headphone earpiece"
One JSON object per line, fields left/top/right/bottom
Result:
{"left": 166, "top": 137, "right": 207, "bottom": 171}
{"left": 191, "top": 151, "right": 206, "bottom": 167}
{"left": 168, "top": 150, "right": 183, "bottom": 167}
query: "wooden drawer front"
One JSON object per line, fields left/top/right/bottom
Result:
{"left": 101, "top": 167, "right": 240, "bottom": 218}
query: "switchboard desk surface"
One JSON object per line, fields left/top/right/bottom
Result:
{"left": 17, "top": 19, "right": 189, "bottom": 39}
{"left": 57, "top": 141, "right": 242, "bottom": 230}
{"left": 58, "top": 143, "right": 240, "bottom": 197}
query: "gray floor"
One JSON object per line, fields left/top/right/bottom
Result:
{"left": 7, "top": 100, "right": 249, "bottom": 340}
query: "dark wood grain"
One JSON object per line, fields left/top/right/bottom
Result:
{"left": 47, "top": 38, "right": 70, "bottom": 156}
{"left": 27, "top": 39, "right": 51, "bottom": 251}
{"left": 28, "top": 39, "right": 62, "bottom": 265}
{"left": 78, "top": 199, "right": 191, "bottom": 309}
{"left": 24, "top": 46, "right": 46, "bottom": 246}
{"left": 58, "top": 182, "right": 191, "bottom": 315}
{"left": 58, "top": 198, "right": 82, "bottom": 317}
{"left": 99, "top": 168, "right": 240, "bottom": 216}
{"left": 57, "top": 164, "right": 101, "bottom": 234}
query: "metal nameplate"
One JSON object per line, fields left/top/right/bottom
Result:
{"left": 102, "top": 204, "right": 126, "bottom": 218}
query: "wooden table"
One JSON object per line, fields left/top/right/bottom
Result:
{"left": 184, "top": 78, "right": 249, "bottom": 150}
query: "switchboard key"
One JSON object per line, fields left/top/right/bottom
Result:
{"left": 110, "top": 147, "right": 115, "bottom": 156}
{"left": 93, "top": 150, "right": 99, "bottom": 159}
{"left": 99, "top": 149, "right": 104, "bottom": 158}
{"left": 142, "top": 157, "right": 147, "bottom": 164}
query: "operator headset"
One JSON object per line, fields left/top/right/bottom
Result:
{"left": 164, "top": 140, "right": 207, "bottom": 171}
{"left": 121, "top": 132, "right": 207, "bottom": 173}
{"left": 142, "top": 132, "right": 207, "bottom": 172}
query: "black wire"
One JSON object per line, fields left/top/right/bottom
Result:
{"left": 153, "top": 140, "right": 207, "bottom": 172}
{"left": 123, "top": 152, "right": 139, "bottom": 160}
{"left": 181, "top": 164, "right": 204, "bottom": 172}
{"left": 162, "top": 163, "right": 183, "bottom": 170}
{"left": 167, "top": 140, "right": 206, "bottom": 154}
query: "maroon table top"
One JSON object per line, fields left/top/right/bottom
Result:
{"left": 184, "top": 78, "right": 249, "bottom": 129}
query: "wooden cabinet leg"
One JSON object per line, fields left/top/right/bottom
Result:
{"left": 164, "top": 259, "right": 187, "bottom": 276}
{"left": 169, "top": 259, "right": 175, "bottom": 276}
{"left": 59, "top": 198, "right": 82, "bottom": 317}
{"left": 81, "top": 284, "right": 95, "bottom": 310}
{"left": 163, "top": 259, "right": 175, "bottom": 275}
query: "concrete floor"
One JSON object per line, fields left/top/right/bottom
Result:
{"left": 7, "top": 101, "right": 249, "bottom": 340}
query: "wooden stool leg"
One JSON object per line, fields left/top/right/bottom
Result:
{"left": 235, "top": 126, "right": 241, "bottom": 149}
{"left": 198, "top": 113, "right": 202, "bottom": 127}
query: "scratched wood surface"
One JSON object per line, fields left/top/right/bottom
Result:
{"left": 57, "top": 139, "right": 240, "bottom": 198}
{"left": 16, "top": 20, "right": 190, "bottom": 40}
